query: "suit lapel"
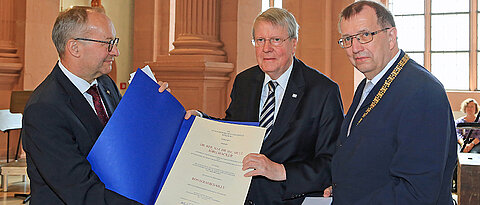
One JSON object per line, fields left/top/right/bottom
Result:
{"left": 53, "top": 65, "right": 104, "bottom": 142}
{"left": 262, "top": 58, "right": 305, "bottom": 149}
{"left": 349, "top": 79, "right": 370, "bottom": 132}
{"left": 342, "top": 80, "right": 365, "bottom": 129}
{"left": 337, "top": 79, "right": 365, "bottom": 143}
{"left": 251, "top": 68, "right": 264, "bottom": 120}
{"left": 97, "top": 80, "right": 115, "bottom": 116}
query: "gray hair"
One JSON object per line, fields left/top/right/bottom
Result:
{"left": 52, "top": 6, "right": 104, "bottom": 57}
{"left": 252, "top": 8, "right": 299, "bottom": 39}
{"left": 338, "top": 0, "right": 395, "bottom": 33}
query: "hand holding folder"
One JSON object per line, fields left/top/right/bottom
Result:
{"left": 88, "top": 69, "right": 265, "bottom": 205}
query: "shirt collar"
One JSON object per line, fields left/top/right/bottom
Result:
{"left": 367, "top": 50, "right": 401, "bottom": 86}
{"left": 262, "top": 59, "right": 294, "bottom": 90}
{"left": 58, "top": 60, "right": 98, "bottom": 94}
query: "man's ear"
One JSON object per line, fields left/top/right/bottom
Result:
{"left": 291, "top": 38, "right": 298, "bottom": 54}
{"left": 388, "top": 27, "right": 397, "bottom": 49}
{"left": 66, "top": 39, "right": 81, "bottom": 58}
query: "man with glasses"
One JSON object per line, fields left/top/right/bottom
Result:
{"left": 185, "top": 8, "right": 343, "bottom": 205}
{"left": 21, "top": 6, "right": 167, "bottom": 204}
{"left": 325, "top": 1, "right": 457, "bottom": 204}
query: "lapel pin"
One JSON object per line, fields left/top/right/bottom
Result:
{"left": 292, "top": 93, "right": 297, "bottom": 98}
{"left": 106, "top": 90, "right": 111, "bottom": 95}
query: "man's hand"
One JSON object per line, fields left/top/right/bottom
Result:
{"left": 463, "top": 143, "right": 474, "bottom": 153}
{"left": 242, "top": 153, "right": 286, "bottom": 181}
{"left": 323, "top": 186, "right": 332, "bottom": 197}
{"left": 185, "top": 110, "right": 200, "bottom": 119}
{"left": 158, "top": 81, "right": 170, "bottom": 93}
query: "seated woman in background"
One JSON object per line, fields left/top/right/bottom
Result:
{"left": 455, "top": 98, "right": 480, "bottom": 153}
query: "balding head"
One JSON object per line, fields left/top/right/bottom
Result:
{"left": 52, "top": 6, "right": 105, "bottom": 58}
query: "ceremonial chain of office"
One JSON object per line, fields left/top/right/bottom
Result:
{"left": 356, "top": 54, "right": 410, "bottom": 126}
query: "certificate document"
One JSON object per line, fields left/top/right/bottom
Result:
{"left": 155, "top": 117, "right": 265, "bottom": 205}
{"left": 88, "top": 69, "right": 265, "bottom": 205}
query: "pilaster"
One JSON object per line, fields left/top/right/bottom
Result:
{"left": 0, "top": 0, "right": 22, "bottom": 90}
{"left": 147, "top": 0, "right": 233, "bottom": 117}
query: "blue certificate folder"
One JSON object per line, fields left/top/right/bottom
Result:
{"left": 87, "top": 69, "right": 258, "bottom": 205}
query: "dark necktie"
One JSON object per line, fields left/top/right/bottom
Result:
{"left": 86, "top": 85, "right": 109, "bottom": 126}
{"left": 259, "top": 81, "right": 278, "bottom": 139}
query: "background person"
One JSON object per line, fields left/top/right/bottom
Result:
{"left": 455, "top": 98, "right": 480, "bottom": 153}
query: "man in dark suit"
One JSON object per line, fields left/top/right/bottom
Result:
{"left": 187, "top": 8, "right": 344, "bottom": 205}
{"left": 326, "top": 1, "right": 457, "bottom": 204}
{"left": 21, "top": 6, "right": 167, "bottom": 204}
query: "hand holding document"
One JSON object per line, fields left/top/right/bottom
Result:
{"left": 156, "top": 116, "right": 264, "bottom": 204}
{"left": 87, "top": 68, "right": 265, "bottom": 205}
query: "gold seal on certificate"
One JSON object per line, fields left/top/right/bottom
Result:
{"left": 155, "top": 117, "right": 265, "bottom": 205}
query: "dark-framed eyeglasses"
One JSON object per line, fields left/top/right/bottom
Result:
{"left": 74, "top": 37, "right": 119, "bottom": 52}
{"left": 252, "top": 37, "right": 292, "bottom": 47}
{"left": 338, "top": 27, "right": 391, "bottom": 49}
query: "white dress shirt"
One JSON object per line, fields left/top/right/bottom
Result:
{"left": 258, "top": 60, "right": 294, "bottom": 123}
{"left": 58, "top": 60, "right": 108, "bottom": 116}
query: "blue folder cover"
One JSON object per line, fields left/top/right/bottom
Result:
{"left": 87, "top": 69, "right": 259, "bottom": 205}
{"left": 87, "top": 69, "right": 193, "bottom": 205}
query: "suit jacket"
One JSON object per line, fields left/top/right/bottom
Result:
{"left": 22, "top": 63, "right": 140, "bottom": 204}
{"left": 331, "top": 51, "right": 457, "bottom": 205}
{"left": 224, "top": 58, "right": 344, "bottom": 205}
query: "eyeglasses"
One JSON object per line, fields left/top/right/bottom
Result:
{"left": 338, "top": 27, "right": 391, "bottom": 49}
{"left": 74, "top": 37, "right": 119, "bottom": 52}
{"left": 252, "top": 37, "right": 292, "bottom": 47}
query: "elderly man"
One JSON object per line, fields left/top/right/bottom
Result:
{"left": 328, "top": 1, "right": 457, "bottom": 204}
{"left": 187, "top": 8, "right": 344, "bottom": 205}
{"left": 21, "top": 6, "right": 167, "bottom": 204}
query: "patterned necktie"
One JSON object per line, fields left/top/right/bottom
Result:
{"left": 259, "top": 81, "right": 279, "bottom": 139}
{"left": 86, "top": 85, "right": 109, "bottom": 126}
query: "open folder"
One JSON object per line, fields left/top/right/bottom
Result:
{"left": 87, "top": 69, "right": 265, "bottom": 205}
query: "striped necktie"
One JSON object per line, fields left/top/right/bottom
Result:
{"left": 259, "top": 81, "right": 278, "bottom": 139}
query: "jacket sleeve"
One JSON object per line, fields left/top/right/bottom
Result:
{"left": 22, "top": 102, "right": 138, "bottom": 205}
{"left": 282, "top": 84, "right": 344, "bottom": 199}
{"left": 355, "top": 84, "right": 456, "bottom": 204}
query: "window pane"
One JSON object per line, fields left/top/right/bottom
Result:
{"left": 431, "top": 14, "right": 469, "bottom": 51}
{"left": 262, "top": 0, "right": 269, "bottom": 12}
{"left": 478, "top": 13, "right": 480, "bottom": 49}
{"left": 395, "top": 15, "right": 425, "bottom": 51}
{"left": 478, "top": 52, "right": 480, "bottom": 90}
{"left": 406, "top": 52, "right": 424, "bottom": 66}
{"left": 432, "top": 0, "right": 469, "bottom": 13}
{"left": 274, "top": 0, "right": 282, "bottom": 8}
{"left": 431, "top": 52, "right": 469, "bottom": 90}
{"left": 388, "top": 0, "right": 424, "bottom": 15}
